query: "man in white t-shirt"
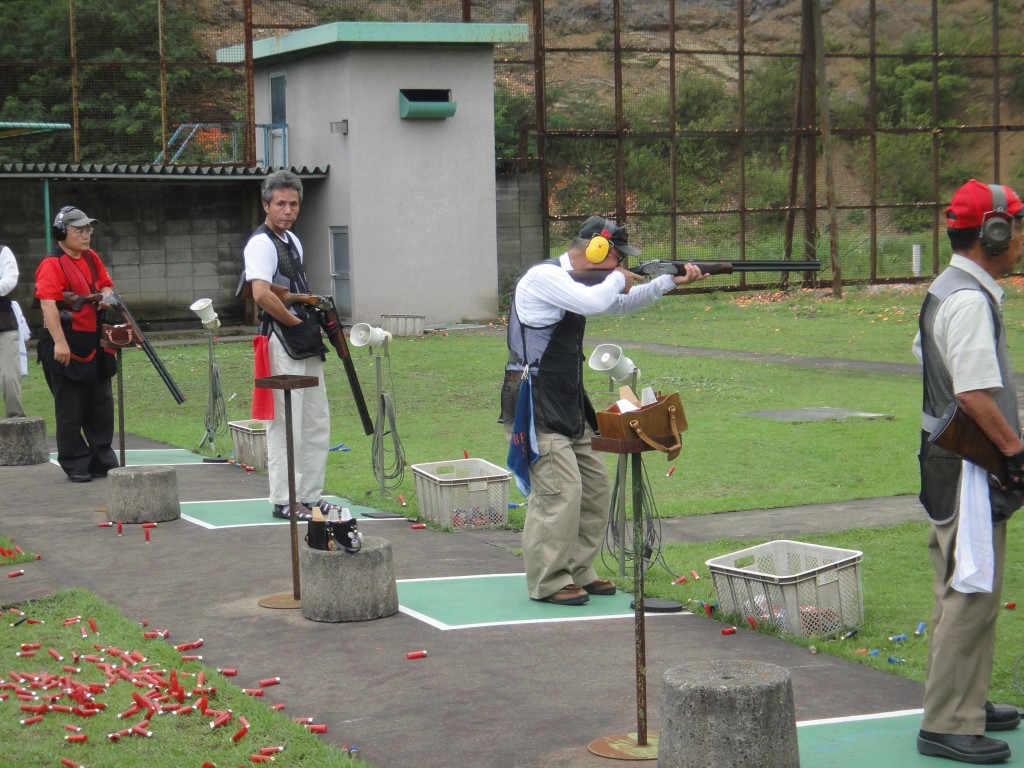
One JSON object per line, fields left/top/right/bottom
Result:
{"left": 242, "top": 170, "right": 332, "bottom": 520}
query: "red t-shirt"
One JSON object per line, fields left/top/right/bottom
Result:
{"left": 34, "top": 250, "right": 114, "bottom": 302}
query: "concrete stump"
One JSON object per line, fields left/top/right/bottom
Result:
{"left": 0, "top": 417, "right": 48, "bottom": 466}
{"left": 659, "top": 660, "right": 800, "bottom": 768}
{"left": 300, "top": 536, "right": 398, "bottom": 622}
{"left": 107, "top": 465, "right": 180, "bottom": 524}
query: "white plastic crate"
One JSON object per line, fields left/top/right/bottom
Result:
{"left": 412, "top": 458, "right": 510, "bottom": 528}
{"left": 706, "top": 539, "right": 863, "bottom": 638}
{"left": 228, "top": 419, "right": 268, "bottom": 471}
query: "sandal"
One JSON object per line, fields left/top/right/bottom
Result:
{"left": 271, "top": 503, "right": 313, "bottom": 521}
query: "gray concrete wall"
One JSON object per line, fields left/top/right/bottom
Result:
{"left": 0, "top": 180, "right": 258, "bottom": 330}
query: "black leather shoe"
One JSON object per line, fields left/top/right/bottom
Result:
{"left": 985, "top": 702, "right": 1021, "bottom": 732}
{"left": 67, "top": 471, "right": 92, "bottom": 483}
{"left": 917, "top": 730, "right": 1010, "bottom": 764}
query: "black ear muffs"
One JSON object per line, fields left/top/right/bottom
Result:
{"left": 585, "top": 218, "right": 615, "bottom": 263}
{"left": 51, "top": 206, "right": 76, "bottom": 242}
{"left": 980, "top": 185, "right": 1013, "bottom": 257}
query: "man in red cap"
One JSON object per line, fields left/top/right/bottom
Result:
{"left": 914, "top": 179, "right": 1024, "bottom": 763}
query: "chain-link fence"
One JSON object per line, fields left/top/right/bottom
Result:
{"left": 3, "top": 0, "right": 1023, "bottom": 290}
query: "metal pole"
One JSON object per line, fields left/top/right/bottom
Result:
{"left": 376, "top": 352, "right": 385, "bottom": 498}
{"left": 243, "top": 0, "right": 256, "bottom": 166}
{"left": 69, "top": 0, "right": 80, "bottom": 163}
{"left": 616, "top": 455, "right": 627, "bottom": 577}
{"left": 158, "top": 0, "right": 168, "bottom": 162}
{"left": 116, "top": 349, "right": 126, "bottom": 467}
{"left": 632, "top": 451, "right": 647, "bottom": 746}
{"left": 284, "top": 390, "right": 300, "bottom": 600}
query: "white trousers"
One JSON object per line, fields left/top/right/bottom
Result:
{"left": 0, "top": 329, "right": 24, "bottom": 417}
{"left": 266, "top": 333, "right": 330, "bottom": 506}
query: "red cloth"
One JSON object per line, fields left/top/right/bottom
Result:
{"left": 251, "top": 335, "right": 274, "bottom": 420}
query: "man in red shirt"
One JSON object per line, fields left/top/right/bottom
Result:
{"left": 35, "top": 206, "right": 118, "bottom": 483}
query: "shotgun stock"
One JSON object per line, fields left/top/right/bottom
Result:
{"left": 106, "top": 292, "right": 186, "bottom": 405}
{"left": 59, "top": 291, "right": 102, "bottom": 311}
{"left": 928, "top": 401, "right": 1006, "bottom": 484}
{"left": 247, "top": 281, "right": 374, "bottom": 436}
{"left": 569, "top": 259, "right": 821, "bottom": 285}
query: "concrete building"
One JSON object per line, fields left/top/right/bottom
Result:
{"left": 231, "top": 21, "right": 530, "bottom": 326}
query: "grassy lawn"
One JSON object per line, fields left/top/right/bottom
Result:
{"left": 8, "top": 280, "right": 1024, "bottom": 760}
{"left": 0, "top": 589, "right": 364, "bottom": 767}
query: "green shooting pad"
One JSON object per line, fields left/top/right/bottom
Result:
{"left": 50, "top": 448, "right": 211, "bottom": 466}
{"left": 180, "top": 495, "right": 379, "bottom": 529}
{"left": 794, "top": 710, "right": 1024, "bottom": 767}
{"left": 397, "top": 573, "right": 659, "bottom": 629}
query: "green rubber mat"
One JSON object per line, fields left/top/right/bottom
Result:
{"left": 794, "top": 710, "right": 1024, "bottom": 767}
{"left": 397, "top": 573, "right": 667, "bottom": 629}
{"left": 50, "top": 448, "right": 210, "bottom": 466}
{"left": 180, "top": 495, "right": 380, "bottom": 529}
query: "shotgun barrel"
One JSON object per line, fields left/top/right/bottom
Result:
{"left": 568, "top": 259, "right": 820, "bottom": 286}
{"left": 107, "top": 292, "right": 186, "bottom": 405}
{"left": 640, "top": 259, "right": 821, "bottom": 277}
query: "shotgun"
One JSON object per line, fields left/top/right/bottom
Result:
{"left": 569, "top": 259, "right": 821, "bottom": 285}
{"left": 292, "top": 293, "right": 375, "bottom": 437}
{"left": 928, "top": 401, "right": 1006, "bottom": 484}
{"left": 105, "top": 291, "right": 186, "bottom": 405}
{"left": 244, "top": 281, "right": 374, "bottom": 436}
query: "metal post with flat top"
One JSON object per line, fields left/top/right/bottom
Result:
{"left": 587, "top": 432, "right": 681, "bottom": 761}
{"left": 254, "top": 373, "right": 319, "bottom": 609}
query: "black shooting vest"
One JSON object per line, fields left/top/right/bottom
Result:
{"left": 918, "top": 264, "right": 1022, "bottom": 522}
{"left": 245, "top": 224, "right": 311, "bottom": 335}
{"left": 505, "top": 259, "right": 597, "bottom": 438}
{"left": 919, "top": 266, "right": 1019, "bottom": 435}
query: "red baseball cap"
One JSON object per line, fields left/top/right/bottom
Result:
{"left": 945, "top": 179, "right": 1023, "bottom": 229}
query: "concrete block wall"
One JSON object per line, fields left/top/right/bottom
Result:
{"left": 0, "top": 180, "right": 257, "bottom": 330}
{"left": 495, "top": 173, "right": 543, "bottom": 296}
{"left": 0, "top": 172, "right": 540, "bottom": 329}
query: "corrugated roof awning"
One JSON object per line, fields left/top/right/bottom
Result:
{"left": 0, "top": 122, "right": 72, "bottom": 139}
{"left": 0, "top": 162, "right": 329, "bottom": 181}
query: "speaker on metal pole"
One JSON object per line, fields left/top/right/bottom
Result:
{"left": 350, "top": 323, "right": 392, "bottom": 349}
{"left": 588, "top": 343, "right": 636, "bottom": 382}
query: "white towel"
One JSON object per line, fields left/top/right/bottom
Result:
{"left": 951, "top": 460, "right": 994, "bottom": 594}
{"left": 12, "top": 301, "right": 28, "bottom": 377}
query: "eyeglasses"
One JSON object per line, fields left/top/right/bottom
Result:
{"left": 69, "top": 225, "right": 94, "bottom": 235}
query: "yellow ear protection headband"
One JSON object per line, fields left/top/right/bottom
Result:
{"left": 585, "top": 219, "right": 616, "bottom": 263}
{"left": 980, "top": 184, "right": 1013, "bottom": 257}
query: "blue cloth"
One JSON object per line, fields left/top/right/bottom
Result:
{"left": 507, "top": 374, "right": 539, "bottom": 497}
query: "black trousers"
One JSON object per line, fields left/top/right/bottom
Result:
{"left": 43, "top": 364, "right": 118, "bottom": 476}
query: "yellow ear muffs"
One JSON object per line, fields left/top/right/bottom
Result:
{"left": 586, "top": 231, "right": 612, "bottom": 263}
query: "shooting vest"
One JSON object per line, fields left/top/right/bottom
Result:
{"left": 919, "top": 266, "right": 1019, "bottom": 436}
{"left": 918, "top": 264, "right": 1021, "bottom": 522}
{"left": 36, "top": 251, "right": 114, "bottom": 381}
{"left": 505, "top": 259, "right": 597, "bottom": 438}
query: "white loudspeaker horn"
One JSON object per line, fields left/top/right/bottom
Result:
{"left": 190, "top": 298, "right": 221, "bottom": 330}
{"left": 350, "top": 323, "right": 392, "bottom": 348}
{"left": 588, "top": 343, "right": 635, "bottom": 382}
